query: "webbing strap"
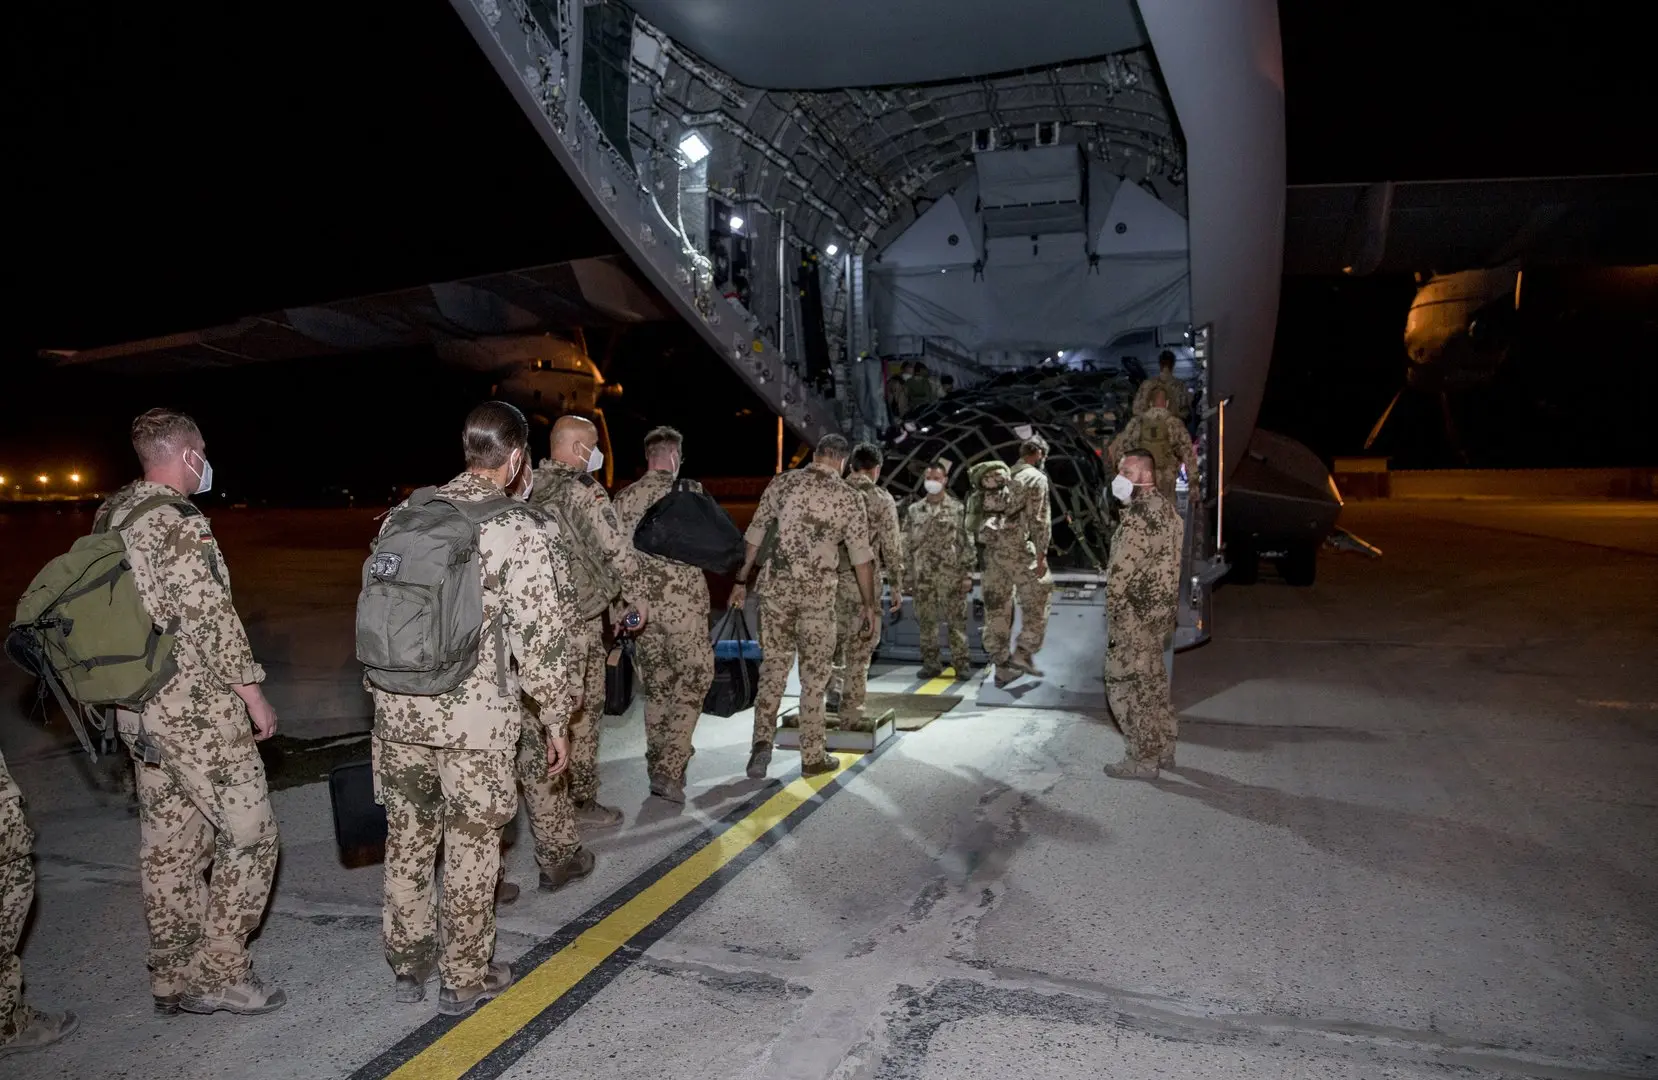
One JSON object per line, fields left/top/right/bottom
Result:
{"left": 39, "top": 669, "right": 101, "bottom": 761}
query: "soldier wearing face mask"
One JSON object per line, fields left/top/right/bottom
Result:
{"left": 95, "top": 409, "right": 284, "bottom": 1017}
{"left": 529, "top": 415, "right": 647, "bottom": 829}
{"left": 1103, "top": 449, "right": 1183, "bottom": 780}
{"left": 612, "top": 426, "right": 714, "bottom": 803}
{"left": 903, "top": 459, "right": 974, "bottom": 679}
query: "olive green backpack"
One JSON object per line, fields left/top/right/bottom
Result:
{"left": 6, "top": 495, "right": 192, "bottom": 758}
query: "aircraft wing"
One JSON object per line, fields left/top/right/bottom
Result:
{"left": 1284, "top": 173, "right": 1658, "bottom": 276}
{"left": 43, "top": 255, "right": 673, "bottom": 372}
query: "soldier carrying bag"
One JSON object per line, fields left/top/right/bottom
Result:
{"left": 6, "top": 494, "right": 193, "bottom": 760}
{"left": 631, "top": 479, "right": 746, "bottom": 575}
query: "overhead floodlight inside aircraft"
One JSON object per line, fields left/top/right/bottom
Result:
{"left": 729, "top": 215, "right": 745, "bottom": 231}
{"left": 678, "top": 131, "right": 710, "bottom": 164}
{"left": 826, "top": 244, "right": 839, "bottom": 257}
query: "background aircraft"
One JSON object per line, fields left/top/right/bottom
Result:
{"left": 43, "top": 255, "right": 675, "bottom": 487}
{"left": 1285, "top": 174, "right": 1658, "bottom": 458}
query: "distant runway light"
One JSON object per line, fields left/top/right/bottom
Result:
{"left": 678, "top": 131, "right": 710, "bottom": 164}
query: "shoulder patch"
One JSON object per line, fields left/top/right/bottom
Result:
{"left": 577, "top": 473, "right": 598, "bottom": 488}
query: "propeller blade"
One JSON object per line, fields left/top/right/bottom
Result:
{"left": 1439, "top": 391, "right": 1470, "bottom": 465}
{"left": 1363, "top": 388, "right": 1404, "bottom": 451}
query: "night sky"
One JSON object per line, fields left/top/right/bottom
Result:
{"left": 3, "top": 1, "right": 1655, "bottom": 495}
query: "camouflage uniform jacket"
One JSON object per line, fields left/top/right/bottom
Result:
{"left": 746, "top": 462, "right": 874, "bottom": 602}
{"left": 613, "top": 470, "right": 711, "bottom": 615}
{"left": 903, "top": 494, "right": 973, "bottom": 586}
{"left": 1001, "top": 462, "right": 1052, "bottom": 560}
{"left": 0, "top": 749, "right": 17, "bottom": 800}
{"left": 1109, "top": 406, "right": 1196, "bottom": 476}
{"left": 1133, "top": 373, "right": 1191, "bottom": 420}
{"left": 100, "top": 481, "right": 265, "bottom": 746}
{"left": 530, "top": 459, "right": 642, "bottom": 620}
{"left": 1105, "top": 490, "right": 1183, "bottom": 637}
{"left": 843, "top": 475, "right": 903, "bottom": 590}
{"left": 370, "top": 472, "right": 575, "bottom": 749}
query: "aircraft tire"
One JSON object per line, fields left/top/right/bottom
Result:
{"left": 1279, "top": 544, "right": 1317, "bottom": 587}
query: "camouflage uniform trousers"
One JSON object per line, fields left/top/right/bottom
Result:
{"left": 980, "top": 544, "right": 1053, "bottom": 664}
{"left": 829, "top": 575, "right": 878, "bottom": 724}
{"left": 566, "top": 617, "right": 609, "bottom": 805}
{"left": 1105, "top": 626, "right": 1177, "bottom": 764}
{"left": 514, "top": 722, "right": 580, "bottom": 872}
{"left": 634, "top": 612, "right": 714, "bottom": 783}
{"left": 752, "top": 584, "right": 837, "bottom": 766}
{"left": 1, "top": 793, "right": 34, "bottom": 1045}
{"left": 913, "top": 574, "right": 971, "bottom": 672}
{"left": 126, "top": 733, "right": 279, "bottom": 996}
{"left": 375, "top": 737, "right": 515, "bottom": 991}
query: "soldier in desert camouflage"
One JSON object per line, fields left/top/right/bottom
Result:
{"left": 829, "top": 443, "right": 904, "bottom": 726}
{"left": 904, "top": 459, "right": 975, "bottom": 679}
{"left": 613, "top": 427, "right": 715, "bottom": 803}
{"left": 1102, "top": 448, "right": 1185, "bottom": 780}
{"left": 979, "top": 435, "right": 1054, "bottom": 687}
{"left": 1, "top": 752, "right": 78, "bottom": 1057}
{"left": 1110, "top": 387, "right": 1196, "bottom": 504}
{"left": 95, "top": 409, "right": 284, "bottom": 1018}
{"left": 729, "top": 434, "right": 877, "bottom": 778}
{"left": 371, "top": 402, "right": 576, "bottom": 1015}
{"left": 531, "top": 415, "right": 647, "bottom": 830}
{"left": 1132, "top": 350, "right": 1192, "bottom": 423}
{"left": 504, "top": 461, "right": 593, "bottom": 899}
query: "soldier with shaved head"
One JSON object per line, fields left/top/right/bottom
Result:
{"left": 530, "top": 415, "right": 646, "bottom": 828}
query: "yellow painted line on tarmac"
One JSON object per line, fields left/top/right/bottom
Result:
{"left": 916, "top": 673, "right": 956, "bottom": 695}
{"left": 387, "top": 754, "right": 855, "bottom": 1080}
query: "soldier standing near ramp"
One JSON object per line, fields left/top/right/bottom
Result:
{"left": 729, "top": 434, "right": 877, "bottom": 778}
{"left": 830, "top": 442, "right": 904, "bottom": 727}
{"left": 1103, "top": 449, "right": 1184, "bottom": 779}
{"left": 1132, "top": 350, "right": 1192, "bottom": 422}
{"left": 1, "top": 752, "right": 78, "bottom": 1057}
{"left": 98, "top": 409, "right": 284, "bottom": 1017}
{"left": 980, "top": 436, "right": 1055, "bottom": 687}
{"left": 505, "top": 464, "right": 593, "bottom": 897}
{"left": 904, "top": 459, "right": 975, "bottom": 679}
{"left": 613, "top": 427, "right": 715, "bottom": 804}
{"left": 367, "top": 402, "right": 575, "bottom": 1014}
{"left": 531, "top": 415, "right": 647, "bottom": 830}
{"left": 1109, "top": 387, "right": 1196, "bottom": 504}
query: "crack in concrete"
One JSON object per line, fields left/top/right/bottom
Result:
{"left": 865, "top": 976, "right": 1653, "bottom": 1080}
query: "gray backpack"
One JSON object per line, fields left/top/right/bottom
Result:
{"left": 355, "top": 488, "right": 525, "bottom": 696}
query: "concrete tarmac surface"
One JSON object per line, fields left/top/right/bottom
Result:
{"left": 1, "top": 497, "right": 1654, "bottom": 1078}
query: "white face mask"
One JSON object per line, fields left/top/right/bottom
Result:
{"left": 185, "top": 449, "right": 213, "bottom": 496}
{"left": 1110, "top": 475, "right": 1135, "bottom": 503}
{"left": 580, "top": 442, "right": 604, "bottom": 474}
{"left": 923, "top": 479, "right": 945, "bottom": 495}
{"left": 509, "top": 453, "right": 530, "bottom": 502}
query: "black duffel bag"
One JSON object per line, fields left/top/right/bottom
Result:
{"left": 702, "top": 608, "right": 761, "bottom": 717}
{"left": 633, "top": 479, "right": 746, "bottom": 575}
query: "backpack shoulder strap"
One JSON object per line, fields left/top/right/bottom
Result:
{"left": 447, "top": 495, "right": 526, "bottom": 527}
{"left": 96, "top": 493, "right": 198, "bottom": 536}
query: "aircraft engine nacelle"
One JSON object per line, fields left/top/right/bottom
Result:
{"left": 1403, "top": 265, "right": 1521, "bottom": 394}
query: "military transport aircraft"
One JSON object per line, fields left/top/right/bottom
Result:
{"left": 1284, "top": 173, "right": 1658, "bottom": 455}
{"left": 41, "top": 0, "right": 1657, "bottom": 646}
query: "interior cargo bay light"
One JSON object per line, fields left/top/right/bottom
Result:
{"left": 728, "top": 215, "right": 744, "bottom": 231}
{"left": 677, "top": 131, "right": 710, "bottom": 164}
